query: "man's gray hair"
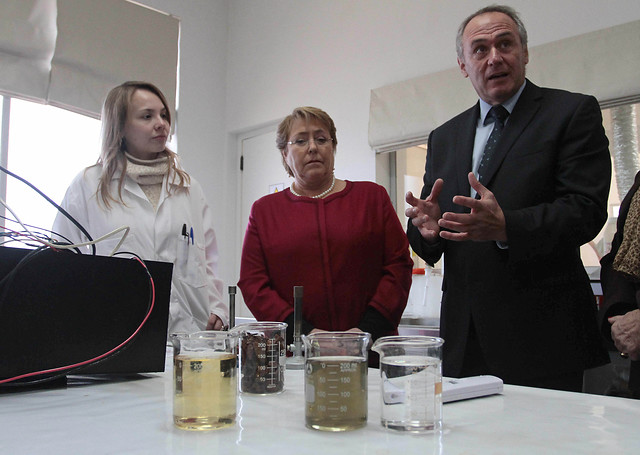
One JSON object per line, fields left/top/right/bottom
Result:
{"left": 456, "top": 4, "right": 528, "bottom": 59}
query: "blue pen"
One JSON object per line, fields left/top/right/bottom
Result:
{"left": 190, "top": 227, "right": 194, "bottom": 245}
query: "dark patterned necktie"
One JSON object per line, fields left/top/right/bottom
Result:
{"left": 477, "top": 105, "right": 509, "bottom": 185}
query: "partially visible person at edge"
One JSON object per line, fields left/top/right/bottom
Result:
{"left": 600, "top": 170, "right": 640, "bottom": 399}
{"left": 405, "top": 5, "right": 611, "bottom": 391}
{"left": 238, "top": 106, "right": 413, "bottom": 357}
{"left": 53, "top": 81, "right": 228, "bottom": 335}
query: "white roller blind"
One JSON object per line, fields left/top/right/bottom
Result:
{"left": 50, "top": 0, "right": 179, "bottom": 118}
{"left": 369, "top": 19, "right": 640, "bottom": 152}
{"left": 369, "top": 68, "right": 474, "bottom": 153}
{"left": 0, "top": 0, "right": 179, "bottom": 118}
{"left": 0, "top": 0, "right": 57, "bottom": 102}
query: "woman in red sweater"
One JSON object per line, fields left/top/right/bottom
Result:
{"left": 238, "top": 106, "right": 413, "bottom": 347}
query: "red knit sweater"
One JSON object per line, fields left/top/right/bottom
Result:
{"left": 238, "top": 180, "right": 412, "bottom": 333}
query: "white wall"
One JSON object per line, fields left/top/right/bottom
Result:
{"left": 138, "top": 0, "right": 640, "bottom": 291}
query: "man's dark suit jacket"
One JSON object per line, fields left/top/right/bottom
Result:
{"left": 600, "top": 171, "right": 640, "bottom": 396}
{"left": 407, "top": 80, "right": 611, "bottom": 384}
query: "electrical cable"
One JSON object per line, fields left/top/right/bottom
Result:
{"left": 0, "top": 164, "right": 96, "bottom": 255}
{"left": 48, "top": 225, "right": 130, "bottom": 256}
{"left": 0, "top": 217, "right": 130, "bottom": 257}
{"left": 0, "top": 197, "right": 54, "bottom": 248}
{"left": 1, "top": 192, "right": 130, "bottom": 256}
{"left": 0, "top": 253, "right": 155, "bottom": 386}
{"left": 0, "top": 214, "right": 80, "bottom": 252}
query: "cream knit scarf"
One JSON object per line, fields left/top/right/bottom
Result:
{"left": 124, "top": 152, "right": 169, "bottom": 210}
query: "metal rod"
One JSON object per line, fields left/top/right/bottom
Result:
{"left": 228, "top": 285, "right": 236, "bottom": 329}
{"left": 293, "top": 286, "right": 303, "bottom": 344}
{"left": 287, "top": 285, "right": 305, "bottom": 369}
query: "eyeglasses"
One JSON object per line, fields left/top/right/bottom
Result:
{"left": 287, "top": 137, "right": 333, "bottom": 149}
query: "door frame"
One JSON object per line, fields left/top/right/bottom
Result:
{"left": 233, "top": 122, "right": 281, "bottom": 318}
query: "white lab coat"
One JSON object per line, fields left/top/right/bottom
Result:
{"left": 52, "top": 164, "right": 228, "bottom": 335}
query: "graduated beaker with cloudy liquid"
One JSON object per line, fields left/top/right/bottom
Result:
{"left": 372, "top": 336, "right": 444, "bottom": 432}
{"left": 171, "top": 331, "right": 239, "bottom": 431}
{"left": 302, "top": 331, "right": 371, "bottom": 431}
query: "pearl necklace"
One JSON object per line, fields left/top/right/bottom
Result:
{"left": 290, "top": 175, "right": 336, "bottom": 199}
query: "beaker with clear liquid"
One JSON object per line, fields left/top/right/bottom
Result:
{"left": 232, "top": 321, "right": 287, "bottom": 394}
{"left": 302, "top": 331, "right": 371, "bottom": 431}
{"left": 372, "top": 335, "right": 444, "bottom": 432}
{"left": 171, "top": 331, "right": 239, "bottom": 430}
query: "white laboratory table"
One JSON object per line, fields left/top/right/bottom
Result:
{"left": 1, "top": 348, "right": 638, "bottom": 455}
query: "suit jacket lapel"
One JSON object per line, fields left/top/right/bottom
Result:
{"left": 456, "top": 103, "right": 480, "bottom": 202}
{"left": 480, "top": 80, "right": 542, "bottom": 187}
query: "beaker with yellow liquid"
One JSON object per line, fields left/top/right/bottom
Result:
{"left": 171, "top": 331, "right": 239, "bottom": 430}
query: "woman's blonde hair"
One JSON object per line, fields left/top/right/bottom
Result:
{"left": 96, "top": 81, "right": 189, "bottom": 207}
{"left": 276, "top": 106, "right": 338, "bottom": 177}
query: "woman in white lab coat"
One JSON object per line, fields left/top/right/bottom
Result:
{"left": 53, "top": 81, "right": 227, "bottom": 334}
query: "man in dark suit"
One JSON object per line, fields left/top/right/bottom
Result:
{"left": 406, "top": 4, "right": 611, "bottom": 392}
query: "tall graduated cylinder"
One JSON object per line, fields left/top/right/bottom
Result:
{"left": 372, "top": 335, "right": 444, "bottom": 432}
{"left": 170, "top": 331, "right": 239, "bottom": 430}
{"left": 302, "top": 331, "right": 371, "bottom": 431}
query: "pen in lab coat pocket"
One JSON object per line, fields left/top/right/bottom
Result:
{"left": 190, "top": 227, "right": 194, "bottom": 245}
{"left": 180, "top": 223, "right": 189, "bottom": 266}
{"left": 182, "top": 224, "right": 189, "bottom": 243}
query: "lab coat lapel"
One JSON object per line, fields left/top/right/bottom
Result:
{"left": 156, "top": 175, "right": 171, "bottom": 209}
{"left": 157, "top": 170, "right": 192, "bottom": 209}
{"left": 119, "top": 174, "right": 148, "bottom": 201}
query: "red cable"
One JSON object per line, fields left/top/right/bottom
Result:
{"left": 0, "top": 225, "right": 58, "bottom": 250}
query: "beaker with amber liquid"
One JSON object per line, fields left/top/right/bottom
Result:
{"left": 302, "top": 331, "right": 371, "bottom": 431}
